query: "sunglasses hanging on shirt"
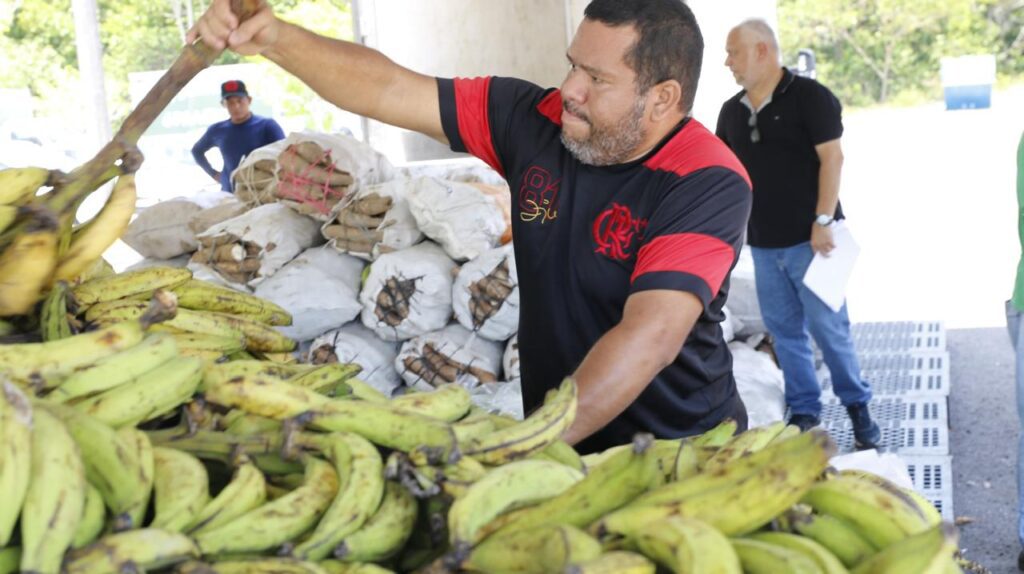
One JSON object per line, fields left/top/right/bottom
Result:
{"left": 748, "top": 112, "right": 761, "bottom": 143}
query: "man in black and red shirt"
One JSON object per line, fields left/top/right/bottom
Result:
{"left": 192, "top": 0, "right": 753, "bottom": 452}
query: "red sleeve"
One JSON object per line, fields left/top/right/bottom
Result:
{"left": 632, "top": 233, "right": 735, "bottom": 295}
{"left": 451, "top": 77, "right": 504, "bottom": 177}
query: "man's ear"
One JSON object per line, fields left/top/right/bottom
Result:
{"left": 649, "top": 80, "right": 683, "bottom": 121}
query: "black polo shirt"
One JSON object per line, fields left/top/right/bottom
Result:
{"left": 716, "top": 68, "right": 844, "bottom": 248}
{"left": 438, "top": 76, "right": 753, "bottom": 453}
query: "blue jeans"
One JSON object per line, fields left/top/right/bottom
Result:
{"left": 1005, "top": 300, "right": 1024, "bottom": 548}
{"left": 751, "top": 242, "right": 872, "bottom": 416}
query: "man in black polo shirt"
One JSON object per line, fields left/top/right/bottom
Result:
{"left": 190, "top": 0, "right": 752, "bottom": 453}
{"left": 716, "top": 19, "right": 880, "bottom": 449}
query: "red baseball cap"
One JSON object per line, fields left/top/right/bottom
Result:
{"left": 221, "top": 80, "right": 249, "bottom": 100}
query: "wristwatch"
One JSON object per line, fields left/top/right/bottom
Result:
{"left": 814, "top": 214, "right": 834, "bottom": 227}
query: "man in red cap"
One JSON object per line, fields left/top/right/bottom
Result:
{"left": 191, "top": 79, "right": 285, "bottom": 192}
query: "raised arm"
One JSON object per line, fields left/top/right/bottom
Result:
{"left": 188, "top": 0, "right": 446, "bottom": 143}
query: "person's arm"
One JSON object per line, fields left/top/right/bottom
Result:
{"left": 810, "top": 138, "right": 843, "bottom": 255}
{"left": 188, "top": 0, "right": 445, "bottom": 143}
{"left": 191, "top": 130, "right": 220, "bottom": 182}
{"left": 563, "top": 290, "right": 703, "bottom": 444}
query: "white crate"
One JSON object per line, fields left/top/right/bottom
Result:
{"left": 904, "top": 455, "right": 955, "bottom": 521}
{"left": 820, "top": 397, "right": 949, "bottom": 455}
{"left": 851, "top": 321, "right": 946, "bottom": 355}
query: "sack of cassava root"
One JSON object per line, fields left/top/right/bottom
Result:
{"left": 359, "top": 242, "right": 457, "bottom": 341}
{"left": 231, "top": 139, "right": 288, "bottom": 206}
{"left": 321, "top": 179, "right": 424, "bottom": 261}
{"left": 395, "top": 323, "right": 504, "bottom": 392}
{"left": 309, "top": 322, "right": 402, "bottom": 396}
{"left": 452, "top": 244, "right": 519, "bottom": 342}
{"left": 406, "top": 177, "right": 512, "bottom": 261}
{"left": 274, "top": 131, "right": 395, "bottom": 220}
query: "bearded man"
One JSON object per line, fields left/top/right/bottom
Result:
{"left": 191, "top": 0, "right": 752, "bottom": 452}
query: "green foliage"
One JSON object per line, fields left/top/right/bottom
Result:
{"left": 778, "top": 0, "right": 1022, "bottom": 107}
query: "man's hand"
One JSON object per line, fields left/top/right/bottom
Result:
{"left": 186, "top": 0, "right": 278, "bottom": 56}
{"left": 810, "top": 223, "right": 834, "bottom": 255}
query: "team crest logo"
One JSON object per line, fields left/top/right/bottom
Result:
{"left": 519, "top": 166, "right": 560, "bottom": 224}
{"left": 593, "top": 203, "right": 648, "bottom": 261}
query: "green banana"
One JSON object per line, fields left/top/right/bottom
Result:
{"left": 70, "top": 356, "right": 202, "bottom": 428}
{"left": 0, "top": 548, "right": 20, "bottom": 574}
{"left": 19, "top": 407, "right": 86, "bottom": 574}
{"left": 633, "top": 516, "right": 741, "bottom": 574}
{"left": 71, "top": 482, "right": 107, "bottom": 549}
{"left": 342, "top": 377, "right": 391, "bottom": 402}
{"left": 851, "top": 522, "right": 959, "bottom": 574}
{"left": 50, "top": 332, "right": 179, "bottom": 402}
{"left": 293, "top": 433, "right": 386, "bottom": 561}
{"left": 72, "top": 266, "right": 192, "bottom": 307}
{"left": 672, "top": 439, "right": 699, "bottom": 481}
{"left": 0, "top": 320, "right": 146, "bottom": 390}
{"left": 117, "top": 426, "right": 155, "bottom": 528}
{"left": 223, "top": 410, "right": 284, "bottom": 435}
{"left": 40, "top": 281, "right": 72, "bottom": 341}
{"left": 319, "top": 561, "right": 394, "bottom": 574}
{"left": 732, "top": 538, "right": 822, "bottom": 574}
{"left": 460, "top": 523, "right": 602, "bottom": 574}
{"left": 333, "top": 480, "right": 417, "bottom": 563}
{"left": 478, "top": 433, "right": 658, "bottom": 548}
{"left": 593, "top": 429, "right": 835, "bottom": 541}
{"left": 288, "top": 363, "right": 363, "bottom": 397}
{"left": 564, "top": 551, "right": 656, "bottom": 574}
{"left": 770, "top": 423, "right": 803, "bottom": 444}
{"left": 187, "top": 455, "right": 268, "bottom": 534}
{"left": 702, "top": 420, "right": 787, "bottom": 472}
{"left": 194, "top": 456, "right": 339, "bottom": 555}
{"left": 749, "top": 531, "right": 849, "bottom": 573}
{"left": 34, "top": 401, "right": 149, "bottom": 529}
{"left": 410, "top": 454, "right": 489, "bottom": 499}
{"left": 172, "top": 332, "right": 247, "bottom": 354}
{"left": 151, "top": 447, "right": 211, "bottom": 532}
{"left": 390, "top": 383, "right": 471, "bottom": 421}
{"left": 689, "top": 417, "right": 739, "bottom": 447}
{"left": 448, "top": 458, "right": 584, "bottom": 549}
{"left": 172, "top": 278, "right": 293, "bottom": 326}
{"left": 0, "top": 166, "right": 51, "bottom": 205}
{"left": 801, "top": 473, "right": 933, "bottom": 550}
{"left": 179, "top": 558, "right": 330, "bottom": 573}
{"left": 460, "top": 378, "right": 577, "bottom": 465}
{"left": 63, "top": 528, "right": 200, "bottom": 574}
{"left": 783, "top": 505, "right": 877, "bottom": 568}
{"left": 838, "top": 468, "right": 942, "bottom": 528}
{"left": 0, "top": 382, "right": 32, "bottom": 546}
{"left": 531, "top": 438, "right": 586, "bottom": 473}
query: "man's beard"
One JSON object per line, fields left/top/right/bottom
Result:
{"left": 561, "top": 96, "right": 647, "bottom": 166}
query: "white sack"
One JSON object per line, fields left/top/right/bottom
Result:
{"left": 396, "top": 158, "right": 506, "bottom": 186}
{"left": 729, "top": 246, "right": 766, "bottom": 337}
{"left": 189, "top": 198, "right": 249, "bottom": 235}
{"left": 232, "top": 139, "right": 288, "bottom": 206}
{"left": 125, "top": 255, "right": 191, "bottom": 272}
{"left": 503, "top": 334, "right": 520, "bottom": 383}
{"left": 359, "top": 242, "right": 457, "bottom": 341}
{"left": 406, "top": 177, "right": 510, "bottom": 261}
{"left": 122, "top": 199, "right": 201, "bottom": 259}
{"left": 309, "top": 322, "right": 402, "bottom": 396}
{"left": 469, "top": 380, "right": 525, "bottom": 420}
{"left": 721, "top": 306, "right": 736, "bottom": 343}
{"left": 253, "top": 247, "right": 365, "bottom": 341}
{"left": 452, "top": 244, "right": 519, "bottom": 341}
{"left": 395, "top": 323, "right": 504, "bottom": 392}
{"left": 728, "top": 340, "right": 786, "bottom": 429}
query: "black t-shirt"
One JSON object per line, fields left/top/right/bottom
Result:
{"left": 438, "top": 76, "right": 752, "bottom": 453}
{"left": 716, "top": 68, "right": 844, "bottom": 248}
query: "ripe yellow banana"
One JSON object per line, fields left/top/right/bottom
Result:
{"left": 151, "top": 447, "right": 210, "bottom": 532}
{"left": 461, "top": 523, "right": 602, "bottom": 574}
{"left": 0, "top": 166, "right": 51, "bottom": 205}
{"left": 702, "top": 419, "right": 787, "bottom": 472}
{"left": 173, "top": 332, "right": 247, "bottom": 354}
{"left": 72, "top": 266, "right": 192, "bottom": 307}
{"left": 690, "top": 416, "right": 739, "bottom": 447}
{"left": 633, "top": 516, "right": 742, "bottom": 574}
{"left": 479, "top": 433, "right": 658, "bottom": 546}
{"left": 288, "top": 363, "right": 364, "bottom": 397}
{"left": 51, "top": 173, "right": 137, "bottom": 282}
{"left": 333, "top": 480, "right": 417, "bottom": 563}
{"left": 448, "top": 458, "right": 584, "bottom": 549}
{"left": 194, "top": 455, "right": 338, "bottom": 555}
{"left": 63, "top": 528, "right": 200, "bottom": 574}
{"left": 40, "top": 280, "right": 73, "bottom": 341}
{"left": 0, "top": 205, "right": 17, "bottom": 234}
{"left": 19, "top": 407, "right": 86, "bottom": 574}
{"left": 731, "top": 538, "right": 822, "bottom": 574}
{"left": 70, "top": 356, "right": 203, "bottom": 428}
{"left": 672, "top": 439, "right": 699, "bottom": 481}
{"left": 50, "top": 333, "right": 179, "bottom": 402}
{"left": 0, "top": 211, "right": 58, "bottom": 316}
{"left": 172, "top": 278, "right": 293, "bottom": 326}
{"left": 593, "top": 429, "right": 835, "bottom": 541}
{"left": 838, "top": 468, "right": 942, "bottom": 528}
{"left": 117, "top": 426, "right": 155, "bottom": 528}
{"left": 565, "top": 551, "right": 656, "bottom": 574}
{"left": 186, "top": 455, "right": 267, "bottom": 534}
{"left": 460, "top": 377, "right": 577, "bottom": 465}
{"left": 390, "top": 383, "right": 471, "bottom": 422}
{"left": 749, "top": 531, "right": 848, "bottom": 574}
{"left": 179, "top": 558, "right": 330, "bottom": 573}
{"left": 801, "top": 472, "right": 933, "bottom": 550}
{"left": 782, "top": 505, "right": 877, "bottom": 568}
{"left": 0, "top": 382, "right": 32, "bottom": 546}
{"left": 293, "top": 433, "right": 386, "bottom": 561}
{"left": 0, "top": 320, "right": 146, "bottom": 390}
{"left": 34, "top": 401, "right": 149, "bottom": 529}
{"left": 850, "top": 522, "right": 959, "bottom": 574}
{"left": 71, "top": 482, "right": 106, "bottom": 549}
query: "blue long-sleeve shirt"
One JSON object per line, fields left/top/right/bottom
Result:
{"left": 191, "top": 114, "right": 285, "bottom": 192}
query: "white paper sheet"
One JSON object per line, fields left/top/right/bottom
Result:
{"left": 802, "top": 221, "right": 860, "bottom": 313}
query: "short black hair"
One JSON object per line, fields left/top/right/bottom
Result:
{"left": 584, "top": 0, "right": 703, "bottom": 113}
